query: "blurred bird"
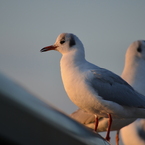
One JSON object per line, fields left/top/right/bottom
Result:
{"left": 120, "top": 40, "right": 145, "bottom": 145}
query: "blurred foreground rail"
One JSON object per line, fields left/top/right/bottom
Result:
{"left": 0, "top": 72, "right": 110, "bottom": 145}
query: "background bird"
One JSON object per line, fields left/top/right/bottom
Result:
{"left": 120, "top": 40, "right": 145, "bottom": 145}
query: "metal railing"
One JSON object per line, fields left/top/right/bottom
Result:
{"left": 0, "top": 72, "right": 110, "bottom": 145}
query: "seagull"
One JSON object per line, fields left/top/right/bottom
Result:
{"left": 40, "top": 33, "right": 145, "bottom": 141}
{"left": 70, "top": 40, "right": 145, "bottom": 144}
{"left": 120, "top": 40, "right": 145, "bottom": 145}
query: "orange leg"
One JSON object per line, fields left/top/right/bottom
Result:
{"left": 94, "top": 115, "right": 98, "bottom": 131}
{"left": 105, "top": 113, "right": 112, "bottom": 141}
{"left": 116, "top": 130, "right": 120, "bottom": 145}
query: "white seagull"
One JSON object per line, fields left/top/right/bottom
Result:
{"left": 41, "top": 33, "right": 145, "bottom": 141}
{"left": 70, "top": 40, "right": 145, "bottom": 144}
{"left": 120, "top": 40, "right": 145, "bottom": 145}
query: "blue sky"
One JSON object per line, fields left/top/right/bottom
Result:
{"left": 1, "top": 1, "right": 145, "bottom": 144}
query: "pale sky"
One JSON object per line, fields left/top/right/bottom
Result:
{"left": 1, "top": 1, "right": 145, "bottom": 144}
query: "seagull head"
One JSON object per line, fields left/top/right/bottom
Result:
{"left": 40, "top": 33, "right": 84, "bottom": 55}
{"left": 126, "top": 40, "right": 145, "bottom": 61}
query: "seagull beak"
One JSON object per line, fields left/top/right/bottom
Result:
{"left": 40, "top": 45, "right": 57, "bottom": 52}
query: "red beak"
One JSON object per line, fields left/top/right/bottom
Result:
{"left": 40, "top": 45, "right": 57, "bottom": 52}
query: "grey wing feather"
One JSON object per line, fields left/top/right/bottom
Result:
{"left": 70, "top": 109, "right": 103, "bottom": 124}
{"left": 89, "top": 68, "right": 145, "bottom": 108}
{"left": 70, "top": 109, "right": 95, "bottom": 124}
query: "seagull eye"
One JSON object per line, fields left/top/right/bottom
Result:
{"left": 137, "top": 47, "right": 142, "bottom": 53}
{"left": 60, "top": 40, "right": 65, "bottom": 44}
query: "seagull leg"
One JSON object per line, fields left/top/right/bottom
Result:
{"left": 116, "top": 130, "right": 120, "bottom": 145}
{"left": 94, "top": 115, "right": 98, "bottom": 131}
{"left": 105, "top": 113, "right": 112, "bottom": 141}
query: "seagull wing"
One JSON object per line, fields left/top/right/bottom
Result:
{"left": 88, "top": 68, "right": 145, "bottom": 108}
{"left": 70, "top": 109, "right": 95, "bottom": 124}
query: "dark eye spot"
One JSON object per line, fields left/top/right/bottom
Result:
{"left": 69, "top": 34, "right": 76, "bottom": 47}
{"left": 137, "top": 46, "right": 142, "bottom": 53}
{"left": 60, "top": 40, "right": 65, "bottom": 44}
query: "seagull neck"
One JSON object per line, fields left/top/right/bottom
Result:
{"left": 122, "top": 57, "right": 145, "bottom": 93}
{"left": 61, "top": 49, "right": 86, "bottom": 67}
